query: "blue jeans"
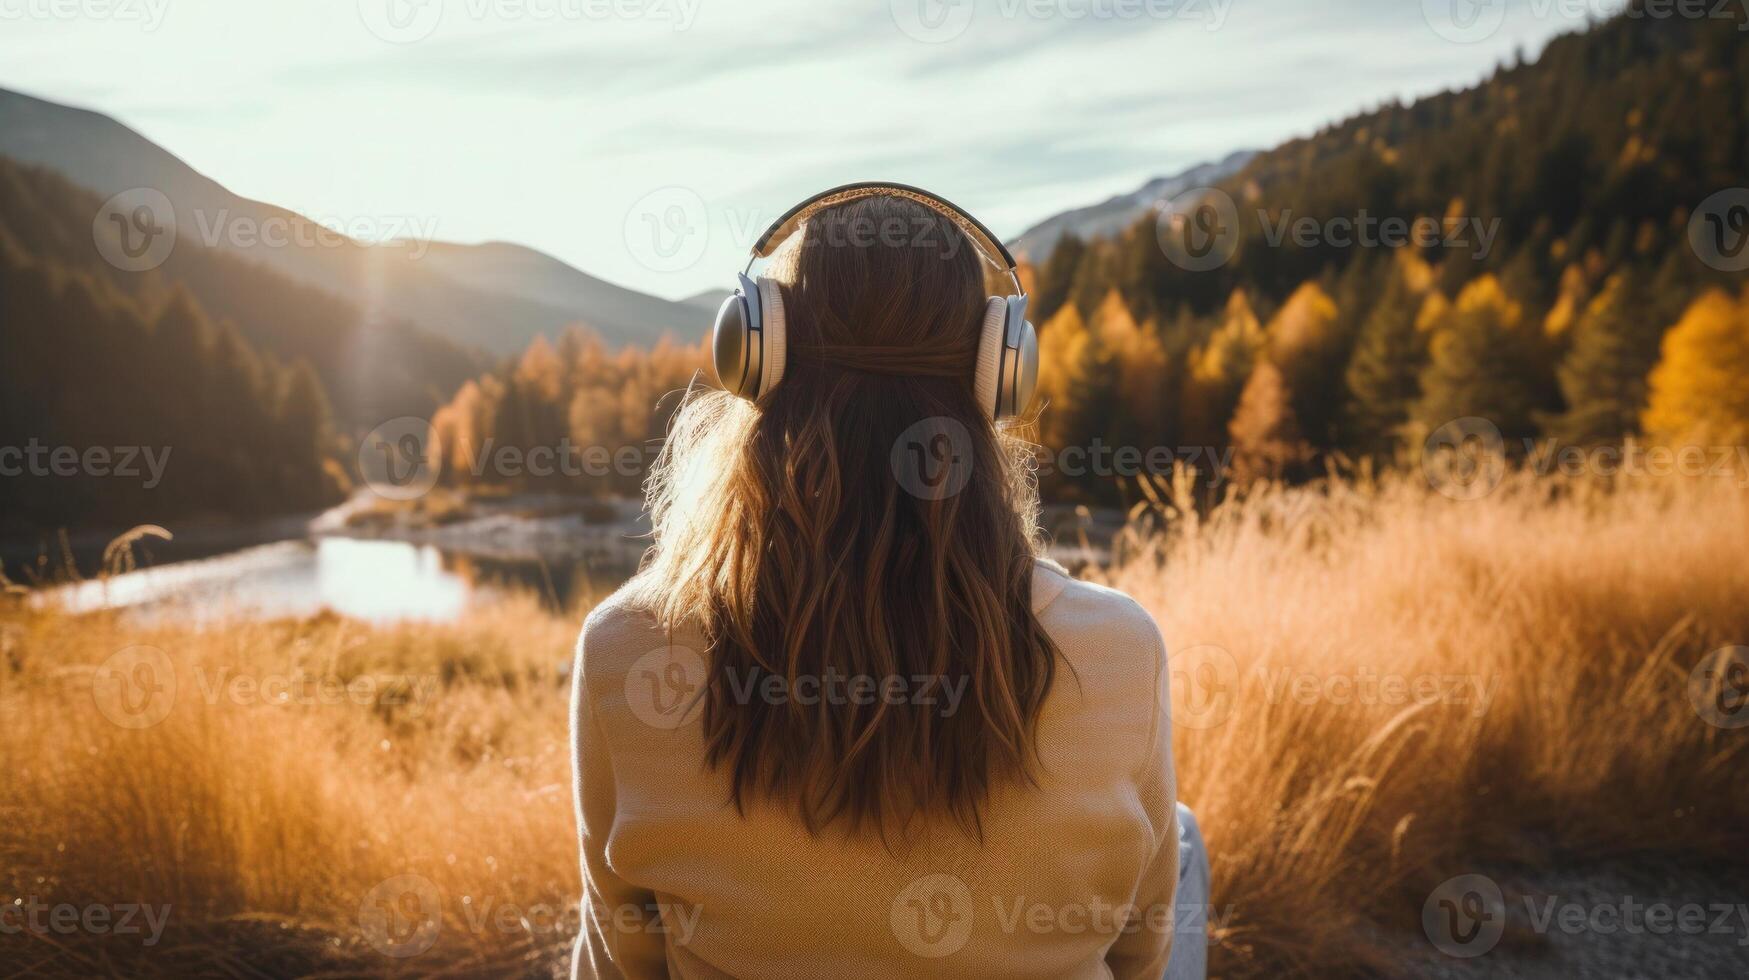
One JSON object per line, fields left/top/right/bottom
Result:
{"left": 1164, "top": 803, "right": 1211, "bottom": 980}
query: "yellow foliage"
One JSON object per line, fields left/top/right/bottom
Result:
{"left": 434, "top": 327, "right": 706, "bottom": 488}
{"left": 1035, "top": 303, "right": 1091, "bottom": 446}
{"left": 1414, "top": 290, "right": 1449, "bottom": 334}
{"left": 1266, "top": 281, "right": 1338, "bottom": 367}
{"left": 1396, "top": 249, "right": 1435, "bottom": 295}
{"left": 1090, "top": 291, "right": 1171, "bottom": 434}
{"left": 513, "top": 334, "right": 564, "bottom": 402}
{"left": 1543, "top": 264, "right": 1589, "bottom": 337}
{"left": 1451, "top": 273, "right": 1523, "bottom": 329}
{"left": 1194, "top": 290, "right": 1264, "bottom": 384}
{"left": 1642, "top": 286, "right": 1749, "bottom": 444}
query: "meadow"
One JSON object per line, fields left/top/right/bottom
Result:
{"left": 3, "top": 463, "right": 1747, "bottom": 977}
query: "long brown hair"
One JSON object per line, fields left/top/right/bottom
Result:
{"left": 632, "top": 194, "right": 1058, "bottom": 839}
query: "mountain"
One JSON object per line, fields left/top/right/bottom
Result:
{"left": 1006, "top": 149, "right": 1257, "bottom": 264}
{"left": 1058, "top": 5, "right": 1746, "bottom": 324}
{"left": 417, "top": 240, "right": 700, "bottom": 347}
{"left": 679, "top": 288, "right": 726, "bottom": 314}
{"left": 0, "top": 152, "right": 480, "bottom": 430}
{"left": 0, "top": 86, "right": 696, "bottom": 355}
{"left": 0, "top": 157, "right": 350, "bottom": 531}
{"left": 1023, "top": 2, "right": 1746, "bottom": 505}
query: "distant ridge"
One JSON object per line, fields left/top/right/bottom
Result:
{"left": 679, "top": 288, "right": 725, "bottom": 313}
{"left": 0, "top": 85, "right": 696, "bottom": 355}
{"left": 1006, "top": 149, "right": 1257, "bottom": 264}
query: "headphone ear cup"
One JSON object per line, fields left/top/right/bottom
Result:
{"left": 712, "top": 273, "right": 764, "bottom": 398}
{"left": 1011, "top": 316, "right": 1039, "bottom": 419}
{"left": 972, "top": 296, "right": 1009, "bottom": 419}
{"left": 756, "top": 277, "right": 787, "bottom": 398}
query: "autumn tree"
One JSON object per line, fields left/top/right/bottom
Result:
{"left": 1088, "top": 290, "right": 1171, "bottom": 451}
{"left": 1034, "top": 302, "right": 1095, "bottom": 451}
{"left": 1641, "top": 287, "right": 1749, "bottom": 445}
{"left": 1264, "top": 281, "right": 1344, "bottom": 449}
{"left": 1180, "top": 290, "right": 1264, "bottom": 455}
{"left": 1229, "top": 361, "right": 1309, "bottom": 483}
{"left": 430, "top": 326, "right": 706, "bottom": 497}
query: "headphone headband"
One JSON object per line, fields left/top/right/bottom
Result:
{"left": 715, "top": 182, "right": 1038, "bottom": 420}
{"left": 748, "top": 181, "right": 1018, "bottom": 274}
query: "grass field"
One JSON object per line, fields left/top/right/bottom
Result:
{"left": 3, "top": 465, "right": 1747, "bottom": 977}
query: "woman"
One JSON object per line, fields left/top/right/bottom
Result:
{"left": 571, "top": 186, "right": 1209, "bottom": 979}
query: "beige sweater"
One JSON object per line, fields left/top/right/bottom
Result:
{"left": 570, "top": 560, "right": 1178, "bottom": 979}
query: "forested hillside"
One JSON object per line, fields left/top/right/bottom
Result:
{"left": 1025, "top": 4, "right": 1749, "bottom": 498}
{"left": 0, "top": 175, "right": 343, "bottom": 530}
{"left": 430, "top": 329, "right": 705, "bottom": 497}
{"left": 432, "top": 6, "right": 1748, "bottom": 505}
{"left": 0, "top": 156, "right": 481, "bottom": 431}
{"left": 0, "top": 87, "right": 701, "bottom": 356}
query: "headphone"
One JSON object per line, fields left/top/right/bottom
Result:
{"left": 711, "top": 182, "right": 1040, "bottom": 421}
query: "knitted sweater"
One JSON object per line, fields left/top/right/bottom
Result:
{"left": 570, "top": 560, "right": 1178, "bottom": 979}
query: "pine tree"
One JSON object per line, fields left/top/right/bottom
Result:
{"left": 1033, "top": 233, "right": 1087, "bottom": 323}
{"left": 1181, "top": 290, "right": 1264, "bottom": 455}
{"left": 1344, "top": 262, "right": 1430, "bottom": 454}
{"left": 276, "top": 360, "right": 338, "bottom": 497}
{"left": 1545, "top": 274, "right": 1664, "bottom": 445}
{"left": 1414, "top": 275, "right": 1546, "bottom": 442}
{"left": 1088, "top": 290, "right": 1170, "bottom": 451}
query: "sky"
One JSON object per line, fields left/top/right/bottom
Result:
{"left": 0, "top": 0, "right": 1608, "bottom": 300}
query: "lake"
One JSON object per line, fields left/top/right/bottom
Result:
{"left": 22, "top": 497, "right": 1118, "bottom": 624}
{"left": 40, "top": 536, "right": 623, "bottom": 624}
{"left": 25, "top": 494, "right": 650, "bottom": 624}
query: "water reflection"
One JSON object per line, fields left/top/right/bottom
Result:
{"left": 314, "top": 538, "right": 471, "bottom": 621}
{"left": 43, "top": 536, "right": 618, "bottom": 624}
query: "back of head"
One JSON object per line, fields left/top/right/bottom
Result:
{"left": 635, "top": 194, "right": 1057, "bottom": 839}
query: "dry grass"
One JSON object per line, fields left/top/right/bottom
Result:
{"left": 1104, "top": 466, "right": 1749, "bottom": 974}
{"left": 0, "top": 595, "right": 584, "bottom": 977}
{"left": 2, "top": 466, "right": 1747, "bottom": 977}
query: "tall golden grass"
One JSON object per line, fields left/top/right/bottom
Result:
{"left": 2, "top": 465, "right": 1746, "bottom": 977}
{"left": 1111, "top": 466, "right": 1749, "bottom": 974}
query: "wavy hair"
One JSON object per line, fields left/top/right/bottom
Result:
{"left": 629, "top": 194, "right": 1058, "bottom": 840}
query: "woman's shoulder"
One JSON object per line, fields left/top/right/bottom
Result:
{"left": 1031, "top": 558, "right": 1164, "bottom": 655}
{"left": 572, "top": 577, "right": 702, "bottom": 684}
{"left": 579, "top": 579, "right": 663, "bottom": 643}
{"left": 1030, "top": 559, "right": 1170, "bottom": 779}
